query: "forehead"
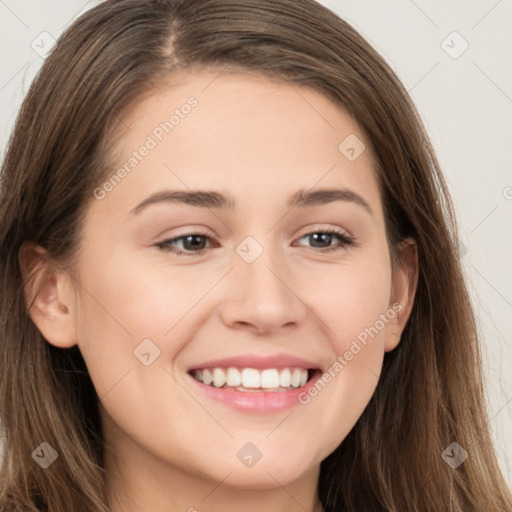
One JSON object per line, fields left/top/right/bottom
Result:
{"left": 94, "top": 70, "right": 382, "bottom": 220}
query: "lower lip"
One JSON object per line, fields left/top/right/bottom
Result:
{"left": 187, "top": 371, "right": 322, "bottom": 413}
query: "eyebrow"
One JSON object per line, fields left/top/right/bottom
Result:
{"left": 129, "top": 187, "right": 373, "bottom": 216}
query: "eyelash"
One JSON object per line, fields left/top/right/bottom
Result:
{"left": 155, "top": 228, "right": 356, "bottom": 256}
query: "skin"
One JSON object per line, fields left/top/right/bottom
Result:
{"left": 20, "top": 70, "right": 417, "bottom": 512}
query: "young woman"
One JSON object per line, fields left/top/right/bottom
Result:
{"left": 1, "top": 1, "right": 510, "bottom": 511}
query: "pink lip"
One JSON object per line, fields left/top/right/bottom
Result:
{"left": 187, "top": 369, "right": 322, "bottom": 413}
{"left": 187, "top": 353, "right": 321, "bottom": 371}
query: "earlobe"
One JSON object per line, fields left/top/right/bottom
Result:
{"left": 18, "top": 242, "right": 78, "bottom": 348}
{"left": 384, "top": 238, "right": 418, "bottom": 352}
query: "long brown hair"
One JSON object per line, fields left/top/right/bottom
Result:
{"left": 1, "top": 1, "right": 510, "bottom": 510}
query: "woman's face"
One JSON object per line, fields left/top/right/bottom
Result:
{"left": 46, "top": 71, "right": 414, "bottom": 491}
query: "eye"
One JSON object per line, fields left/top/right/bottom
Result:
{"left": 156, "top": 231, "right": 217, "bottom": 256}
{"left": 155, "top": 228, "right": 356, "bottom": 256}
{"left": 294, "top": 228, "right": 356, "bottom": 252}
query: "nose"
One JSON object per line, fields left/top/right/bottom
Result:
{"left": 219, "top": 240, "right": 306, "bottom": 335}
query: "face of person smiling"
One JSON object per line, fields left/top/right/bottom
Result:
{"left": 23, "top": 69, "right": 416, "bottom": 509}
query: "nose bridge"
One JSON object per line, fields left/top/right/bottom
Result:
{"left": 236, "top": 233, "right": 287, "bottom": 293}
{"left": 221, "top": 233, "right": 304, "bottom": 332}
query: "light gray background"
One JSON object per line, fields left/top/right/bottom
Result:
{"left": 1, "top": 0, "right": 511, "bottom": 486}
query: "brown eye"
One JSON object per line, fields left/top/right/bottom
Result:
{"left": 296, "top": 230, "right": 355, "bottom": 252}
{"left": 156, "top": 232, "right": 217, "bottom": 256}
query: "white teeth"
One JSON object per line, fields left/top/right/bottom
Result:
{"left": 191, "top": 367, "right": 311, "bottom": 390}
{"left": 290, "top": 368, "right": 302, "bottom": 388}
{"left": 226, "top": 367, "right": 241, "bottom": 386}
{"left": 261, "top": 369, "right": 280, "bottom": 388}
{"left": 241, "top": 368, "right": 260, "bottom": 388}
{"left": 212, "top": 368, "right": 226, "bottom": 387}
{"left": 279, "top": 368, "right": 291, "bottom": 387}
{"left": 202, "top": 368, "right": 213, "bottom": 386}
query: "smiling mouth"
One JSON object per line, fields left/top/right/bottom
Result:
{"left": 188, "top": 367, "right": 321, "bottom": 392}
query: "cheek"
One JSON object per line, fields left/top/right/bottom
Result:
{"left": 303, "top": 254, "right": 393, "bottom": 348}
{"left": 73, "top": 248, "right": 221, "bottom": 398}
{"left": 295, "top": 254, "right": 392, "bottom": 455}
{"left": 76, "top": 249, "right": 198, "bottom": 338}
{"left": 324, "top": 255, "right": 393, "bottom": 382}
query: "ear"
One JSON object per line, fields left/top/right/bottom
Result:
{"left": 384, "top": 238, "right": 418, "bottom": 352}
{"left": 18, "top": 241, "right": 78, "bottom": 348}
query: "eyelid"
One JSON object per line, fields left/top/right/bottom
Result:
{"left": 295, "top": 223, "right": 354, "bottom": 240}
{"left": 156, "top": 226, "right": 217, "bottom": 242}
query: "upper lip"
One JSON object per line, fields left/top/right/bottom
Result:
{"left": 187, "top": 353, "right": 322, "bottom": 372}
